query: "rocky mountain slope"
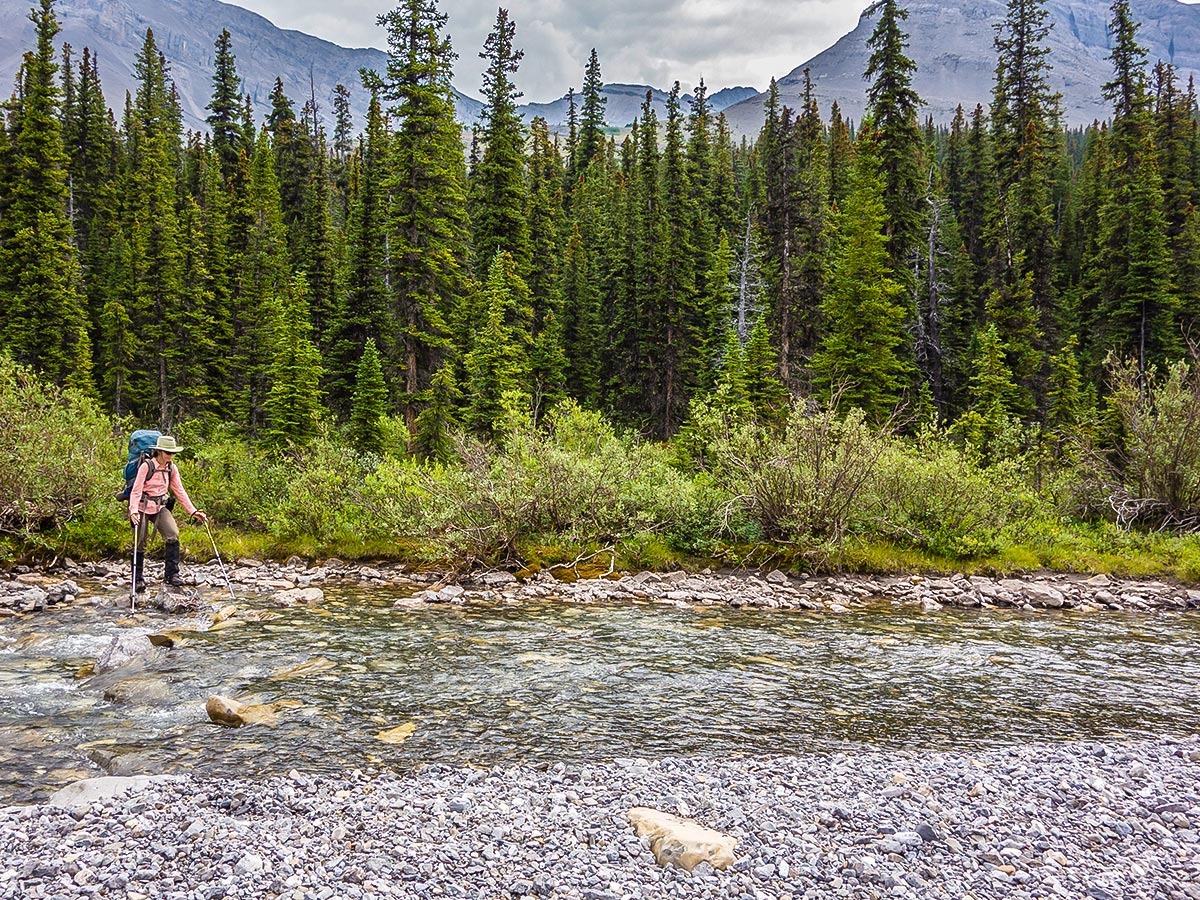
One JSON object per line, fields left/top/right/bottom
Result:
{"left": 4, "top": 0, "right": 1197, "bottom": 138}
{"left": 0, "top": 0, "right": 752, "bottom": 136}
{"left": 722, "top": 0, "right": 1200, "bottom": 133}
{"left": 0, "top": 0, "right": 479, "bottom": 135}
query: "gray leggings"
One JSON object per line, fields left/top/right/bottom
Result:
{"left": 135, "top": 508, "right": 179, "bottom": 551}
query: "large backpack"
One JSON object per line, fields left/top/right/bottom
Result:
{"left": 116, "top": 429, "right": 164, "bottom": 502}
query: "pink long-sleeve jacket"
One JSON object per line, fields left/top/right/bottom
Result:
{"left": 128, "top": 460, "right": 198, "bottom": 518}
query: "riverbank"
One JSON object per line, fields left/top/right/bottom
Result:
{"left": 2, "top": 737, "right": 1197, "bottom": 900}
{"left": 4, "top": 556, "right": 1200, "bottom": 616}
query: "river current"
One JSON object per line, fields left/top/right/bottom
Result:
{"left": 2, "top": 583, "right": 1198, "bottom": 803}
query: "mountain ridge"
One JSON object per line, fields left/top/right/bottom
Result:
{"left": 4, "top": 0, "right": 1200, "bottom": 139}
{"left": 0, "top": 0, "right": 755, "bottom": 136}
{"left": 722, "top": 0, "right": 1200, "bottom": 133}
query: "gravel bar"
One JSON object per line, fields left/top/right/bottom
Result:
{"left": 3, "top": 738, "right": 1198, "bottom": 900}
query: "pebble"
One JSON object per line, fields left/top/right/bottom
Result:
{"left": 1, "top": 738, "right": 1197, "bottom": 900}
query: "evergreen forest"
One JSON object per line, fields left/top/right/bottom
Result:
{"left": 6, "top": 0, "right": 1200, "bottom": 574}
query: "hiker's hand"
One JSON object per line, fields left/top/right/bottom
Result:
{"left": 130, "top": 513, "right": 141, "bottom": 526}
{"left": 193, "top": 510, "right": 208, "bottom": 524}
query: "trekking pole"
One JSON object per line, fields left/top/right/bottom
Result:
{"left": 129, "top": 523, "right": 138, "bottom": 613}
{"left": 203, "top": 519, "right": 238, "bottom": 601}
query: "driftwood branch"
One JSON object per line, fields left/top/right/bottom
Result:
{"left": 547, "top": 546, "right": 617, "bottom": 578}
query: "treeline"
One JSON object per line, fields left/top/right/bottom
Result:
{"left": 1, "top": 0, "right": 1198, "bottom": 454}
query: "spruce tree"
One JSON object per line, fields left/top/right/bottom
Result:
{"left": 989, "top": 0, "right": 1062, "bottom": 389}
{"left": 863, "top": 0, "right": 925, "bottom": 281}
{"left": 378, "top": 0, "right": 471, "bottom": 433}
{"left": 413, "top": 361, "right": 461, "bottom": 462}
{"left": 561, "top": 224, "right": 601, "bottom": 405}
{"left": 790, "top": 72, "right": 829, "bottom": 386}
{"left": 576, "top": 49, "right": 606, "bottom": 175}
{"left": 206, "top": 29, "right": 244, "bottom": 182}
{"left": 230, "top": 129, "right": 291, "bottom": 431}
{"left": 710, "top": 113, "right": 739, "bottom": 240}
{"left": 265, "top": 77, "right": 313, "bottom": 243}
{"left": 827, "top": 101, "right": 854, "bottom": 207}
{"left": 264, "top": 273, "right": 325, "bottom": 446}
{"left": 469, "top": 7, "right": 530, "bottom": 278}
{"left": 332, "top": 83, "right": 354, "bottom": 161}
{"left": 609, "top": 100, "right": 664, "bottom": 427}
{"left": 1085, "top": 0, "right": 1177, "bottom": 375}
{"left": 1046, "top": 334, "right": 1086, "bottom": 437}
{"left": 64, "top": 45, "right": 116, "bottom": 328}
{"left": 954, "top": 322, "right": 1020, "bottom": 461}
{"left": 526, "top": 117, "right": 563, "bottom": 308}
{"left": 525, "top": 117, "right": 567, "bottom": 412}
{"left": 687, "top": 78, "right": 717, "bottom": 356}
{"left": 0, "top": 0, "right": 92, "bottom": 390}
{"left": 711, "top": 329, "right": 751, "bottom": 420}
{"left": 812, "top": 135, "right": 910, "bottom": 421}
{"left": 562, "top": 86, "right": 578, "bottom": 192}
{"left": 198, "top": 148, "right": 235, "bottom": 411}
{"left": 465, "top": 251, "right": 533, "bottom": 435}
{"left": 293, "top": 137, "right": 338, "bottom": 353}
{"left": 174, "top": 195, "right": 220, "bottom": 420}
{"left": 742, "top": 315, "right": 788, "bottom": 424}
{"left": 126, "top": 28, "right": 185, "bottom": 422}
{"left": 349, "top": 337, "right": 388, "bottom": 453}
{"left": 652, "top": 82, "right": 700, "bottom": 436}
{"left": 1154, "top": 63, "right": 1200, "bottom": 336}
{"left": 328, "top": 84, "right": 392, "bottom": 414}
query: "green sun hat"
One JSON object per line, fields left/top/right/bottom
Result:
{"left": 153, "top": 435, "right": 185, "bottom": 454}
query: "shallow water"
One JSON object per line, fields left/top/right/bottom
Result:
{"left": 2, "top": 582, "right": 1199, "bottom": 803}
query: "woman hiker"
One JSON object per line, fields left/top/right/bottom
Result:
{"left": 128, "top": 435, "right": 208, "bottom": 591}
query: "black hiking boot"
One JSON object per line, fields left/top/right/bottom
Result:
{"left": 164, "top": 541, "right": 184, "bottom": 587}
{"left": 133, "top": 555, "right": 147, "bottom": 593}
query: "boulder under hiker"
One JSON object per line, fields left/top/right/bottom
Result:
{"left": 128, "top": 435, "right": 208, "bottom": 590}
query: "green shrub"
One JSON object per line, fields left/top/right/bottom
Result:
{"left": 710, "top": 403, "right": 890, "bottom": 544}
{"left": 358, "top": 402, "right": 652, "bottom": 564}
{"left": 868, "top": 433, "right": 1033, "bottom": 558}
{"left": 264, "top": 437, "right": 373, "bottom": 543}
{"left": 0, "top": 355, "right": 118, "bottom": 536}
{"left": 1088, "top": 357, "right": 1200, "bottom": 529}
{"left": 177, "top": 422, "right": 289, "bottom": 530}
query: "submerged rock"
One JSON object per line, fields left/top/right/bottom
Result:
{"left": 93, "top": 633, "right": 159, "bottom": 675}
{"left": 101, "top": 676, "right": 173, "bottom": 705}
{"left": 270, "top": 657, "right": 337, "bottom": 681}
{"left": 150, "top": 585, "right": 206, "bottom": 613}
{"left": 375, "top": 722, "right": 417, "bottom": 744}
{"left": 272, "top": 587, "right": 324, "bottom": 606}
{"left": 206, "top": 695, "right": 245, "bottom": 727}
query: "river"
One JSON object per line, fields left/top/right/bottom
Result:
{"left": 2, "top": 582, "right": 1198, "bottom": 804}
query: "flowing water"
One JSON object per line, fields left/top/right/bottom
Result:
{"left": 2, "top": 582, "right": 1199, "bottom": 804}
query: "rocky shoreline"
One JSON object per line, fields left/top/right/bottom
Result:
{"left": 2, "top": 737, "right": 1197, "bottom": 900}
{"left": 3, "top": 556, "right": 1199, "bottom": 616}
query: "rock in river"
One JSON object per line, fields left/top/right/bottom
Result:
{"left": 272, "top": 587, "right": 325, "bottom": 606}
{"left": 206, "top": 695, "right": 301, "bottom": 727}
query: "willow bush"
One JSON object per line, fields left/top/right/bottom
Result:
{"left": 0, "top": 355, "right": 118, "bottom": 536}
{"left": 868, "top": 432, "right": 1034, "bottom": 558}
{"left": 709, "top": 404, "right": 891, "bottom": 544}
{"left": 1093, "top": 358, "right": 1200, "bottom": 529}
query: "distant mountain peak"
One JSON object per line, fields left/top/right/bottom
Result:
{"left": 722, "top": 0, "right": 1200, "bottom": 134}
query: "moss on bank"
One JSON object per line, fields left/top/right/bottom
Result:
{"left": 6, "top": 519, "right": 1200, "bottom": 584}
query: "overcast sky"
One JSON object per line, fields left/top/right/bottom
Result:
{"left": 226, "top": 0, "right": 869, "bottom": 102}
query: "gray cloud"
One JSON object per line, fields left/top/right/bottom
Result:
{"left": 227, "top": 0, "right": 864, "bottom": 101}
